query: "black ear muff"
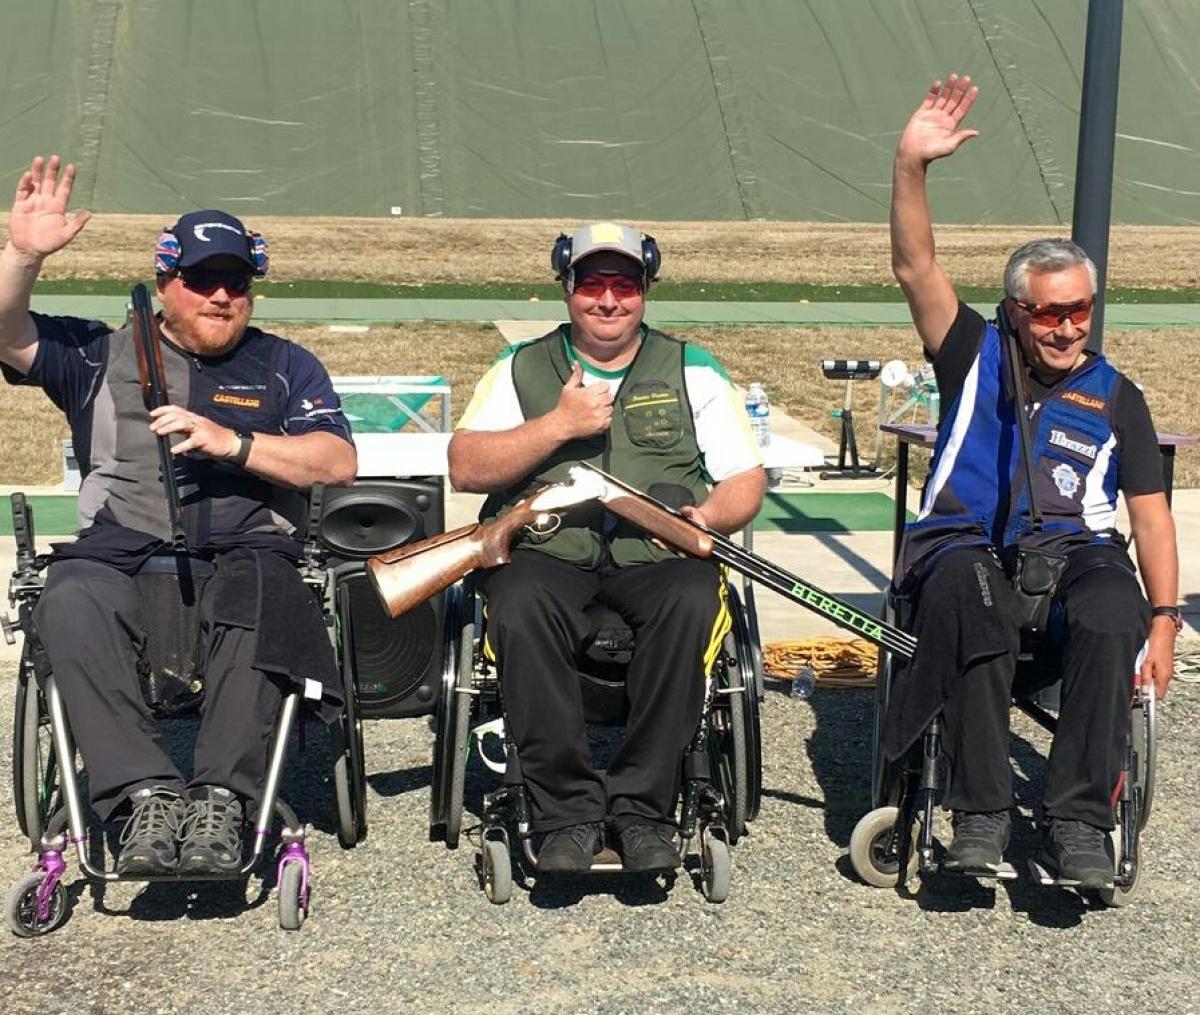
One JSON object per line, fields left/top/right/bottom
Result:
{"left": 641, "top": 233, "right": 661, "bottom": 285}
{"left": 551, "top": 233, "right": 572, "bottom": 281}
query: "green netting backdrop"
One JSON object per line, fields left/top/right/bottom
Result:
{"left": 1, "top": 1, "right": 1195, "bottom": 223}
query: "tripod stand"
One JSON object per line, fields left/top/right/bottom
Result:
{"left": 820, "top": 359, "right": 881, "bottom": 477}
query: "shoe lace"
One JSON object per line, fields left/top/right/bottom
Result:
{"left": 119, "top": 793, "right": 182, "bottom": 846}
{"left": 178, "top": 794, "right": 240, "bottom": 846}
{"left": 568, "top": 823, "right": 600, "bottom": 850}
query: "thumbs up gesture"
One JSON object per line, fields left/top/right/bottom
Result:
{"left": 553, "top": 362, "right": 614, "bottom": 439}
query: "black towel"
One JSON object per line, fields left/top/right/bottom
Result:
{"left": 210, "top": 548, "right": 343, "bottom": 720}
{"left": 882, "top": 548, "right": 1019, "bottom": 761}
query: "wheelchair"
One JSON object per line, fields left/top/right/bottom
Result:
{"left": 850, "top": 592, "right": 1156, "bottom": 906}
{"left": 427, "top": 572, "right": 764, "bottom": 904}
{"left": 3, "top": 490, "right": 366, "bottom": 936}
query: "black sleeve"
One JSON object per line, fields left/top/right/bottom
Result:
{"left": 930, "top": 301, "right": 986, "bottom": 417}
{"left": 1113, "top": 378, "right": 1165, "bottom": 496}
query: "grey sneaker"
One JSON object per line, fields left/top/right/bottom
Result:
{"left": 1036, "top": 818, "right": 1114, "bottom": 889}
{"left": 176, "top": 786, "right": 245, "bottom": 876}
{"left": 944, "top": 810, "right": 1011, "bottom": 870}
{"left": 116, "top": 787, "right": 186, "bottom": 877}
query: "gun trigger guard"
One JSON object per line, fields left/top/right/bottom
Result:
{"left": 526, "top": 511, "right": 561, "bottom": 536}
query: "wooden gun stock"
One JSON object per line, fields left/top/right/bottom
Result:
{"left": 367, "top": 486, "right": 584, "bottom": 618}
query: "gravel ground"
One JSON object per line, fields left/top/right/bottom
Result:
{"left": 0, "top": 662, "right": 1197, "bottom": 1015}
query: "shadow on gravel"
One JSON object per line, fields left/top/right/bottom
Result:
{"left": 801, "top": 686, "right": 875, "bottom": 848}
{"left": 367, "top": 764, "right": 433, "bottom": 798}
{"left": 523, "top": 870, "right": 675, "bottom": 909}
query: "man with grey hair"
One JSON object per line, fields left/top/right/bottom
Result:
{"left": 450, "top": 222, "right": 765, "bottom": 874}
{"left": 884, "top": 76, "right": 1179, "bottom": 890}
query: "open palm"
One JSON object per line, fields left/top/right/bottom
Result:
{"left": 9, "top": 155, "right": 92, "bottom": 258}
{"left": 898, "top": 75, "right": 980, "bottom": 164}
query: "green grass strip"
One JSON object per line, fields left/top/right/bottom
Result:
{"left": 0, "top": 496, "right": 78, "bottom": 537}
{"left": 752, "top": 491, "right": 911, "bottom": 533}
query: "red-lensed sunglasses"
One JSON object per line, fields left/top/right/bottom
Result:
{"left": 177, "top": 268, "right": 254, "bottom": 296}
{"left": 573, "top": 273, "right": 644, "bottom": 299}
{"left": 1011, "top": 296, "right": 1094, "bottom": 328}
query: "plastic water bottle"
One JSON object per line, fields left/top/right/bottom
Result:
{"left": 791, "top": 666, "right": 816, "bottom": 700}
{"left": 745, "top": 382, "right": 771, "bottom": 448}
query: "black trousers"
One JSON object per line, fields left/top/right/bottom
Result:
{"left": 34, "top": 558, "right": 284, "bottom": 821}
{"left": 907, "top": 545, "right": 1149, "bottom": 829}
{"left": 479, "top": 550, "right": 726, "bottom": 833}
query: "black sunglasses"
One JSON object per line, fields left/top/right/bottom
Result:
{"left": 177, "top": 267, "right": 254, "bottom": 296}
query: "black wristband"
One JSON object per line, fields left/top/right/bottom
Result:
{"left": 1151, "top": 605, "right": 1183, "bottom": 632}
{"left": 232, "top": 431, "right": 254, "bottom": 467}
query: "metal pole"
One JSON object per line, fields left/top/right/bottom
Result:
{"left": 1071, "top": 0, "right": 1124, "bottom": 355}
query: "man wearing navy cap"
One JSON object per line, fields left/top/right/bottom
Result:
{"left": 450, "top": 222, "right": 765, "bottom": 873}
{"left": 0, "top": 156, "right": 356, "bottom": 877}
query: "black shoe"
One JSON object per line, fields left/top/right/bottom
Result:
{"left": 177, "top": 786, "right": 245, "bottom": 876}
{"left": 536, "top": 822, "right": 603, "bottom": 873}
{"left": 116, "top": 787, "right": 186, "bottom": 877}
{"left": 944, "top": 810, "right": 1011, "bottom": 870}
{"left": 1036, "top": 818, "right": 1114, "bottom": 889}
{"left": 616, "top": 822, "right": 680, "bottom": 873}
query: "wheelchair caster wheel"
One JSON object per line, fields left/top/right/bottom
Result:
{"left": 700, "top": 835, "right": 730, "bottom": 903}
{"left": 277, "top": 861, "right": 310, "bottom": 931}
{"left": 482, "top": 838, "right": 512, "bottom": 905}
{"left": 849, "top": 806, "right": 920, "bottom": 888}
{"left": 6, "top": 871, "right": 68, "bottom": 938}
{"left": 1098, "top": 830, "right": 1141, "bottom": 908}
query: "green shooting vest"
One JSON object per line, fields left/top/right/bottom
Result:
{"left": 480, "top": 324, "right": 708, "bottom": 567}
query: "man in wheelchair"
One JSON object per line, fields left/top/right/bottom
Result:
{"left": 884, "top": 77, "right": 1180, "bottom": 888}
{"left": 0, "top": 156, "right": 357, "bottom": 877}
{"left": 448, "top": 223, "right": 765, "bottom": 873}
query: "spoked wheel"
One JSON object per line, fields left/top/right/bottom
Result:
{"left": 12, "top": 649, "right": 60, "bottom": 849}
{"left": 1131, "top": 691, "right": 1155, "bottom": 831}
{"left": 849, "top": 805, "right": 920, "bottom": 889}
{"left": 728, "top": 585, "right": 763, "bottom": 824}
{"left": 482, "top": 837, "right": 512, "bottom": 905}
{"left": 332, "top": 582, "right": 367, "bottom": 849}
{"left": 6, "top": 871, "right": 68, "bottom": 938}
{"left": 700, "top": 834, "right": 731, "bottom": 904}
{"left": 431, "top": 586, "right": 475, "bottom": 849}
{"left": 709, "top": 683, "right": 748, "bottom": 845}
{"left": 277, "top": 861, "right": 309, "bottom": 931}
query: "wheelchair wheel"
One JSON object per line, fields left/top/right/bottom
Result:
{"left": 1098, "top": 827, "right": 1141, "bottom": 908}
{"left": 849, "top": 805, "right": 920, "bottom": 889}
{"left": 6, "top": 871, "right": 68, "bottom": 938}
{"left": 482, "top": 837, "right": 512, "bottom": 905}
{"left": 431, "top": 586, "right": 474, "bottom": 848}
{"left": 277, "top": 860, "right": 309, "bottom": 931}
{"left": 701, "top": 834, "right": 730, "bottom": 904}
{"left": 1132, "top": 691, "right": 1155, "bottom": 831}
{"left": 709, "top": 678, "right": 748, "bottom": 845}
{"left": 728, "top": 585, "right": 763, "bottom": 824}
{"left": 12, "top": 649, "right": 60, "bottom": 848}
{"left": 331, "top": 583, "right": 367, "bottom": 849}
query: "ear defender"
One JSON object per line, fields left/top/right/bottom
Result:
{"left": 154, "top": 229, "right": 181, "bottom": 274}
{"left": 551, "top": 228, "right": 661, "bottom": 293}
{"left": 248, "top": 231, "right": 270, "bottom": 277}
{"left": 640, "top": 233, "right": 661, "bottom": 286}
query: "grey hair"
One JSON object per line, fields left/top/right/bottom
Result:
{"left": 1003, "top": 238, "right": 1097, "bottom": 301}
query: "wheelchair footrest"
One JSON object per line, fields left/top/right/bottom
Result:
{"left": 940, "top": 858, "right": 1019, "bottom": 881}
{"left": 1027, "top": 858, "right": 1113, "bottom": 891}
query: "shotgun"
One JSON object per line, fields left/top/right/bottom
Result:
{"left": 367, "top": 475, "right": 611, "bottom": 619}
{"left": 131, "top": 283, "right": 186, "bottom": 551}
{"left": 569, "top": 463, "right": 916, "bottom": 659}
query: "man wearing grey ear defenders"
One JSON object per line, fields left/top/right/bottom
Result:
{"left": 884, "top": 76, "right": 1179, "bottom": 890}
{"left": 0, "top": 155, "right": 356, "bottom": 878}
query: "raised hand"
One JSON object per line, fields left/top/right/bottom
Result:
{"left": 554, "top": 361, "right": 614, "bottom": 439}
{"left": 8, "top": 155, "right": 92, "bottom": 260}
{"left": 897, "top": 74, "right": 980, "bottom": 166}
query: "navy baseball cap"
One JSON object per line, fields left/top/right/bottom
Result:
{"left": 167, "top": 210, "right": 257, "bottom": 270}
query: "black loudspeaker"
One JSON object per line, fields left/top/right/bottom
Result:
{"left": 318, "top": 478, "right": 445, "bottom": 719}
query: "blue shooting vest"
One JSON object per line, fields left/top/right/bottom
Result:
{"left": 896, "top": 320, "right": 1123, "bottom": 583}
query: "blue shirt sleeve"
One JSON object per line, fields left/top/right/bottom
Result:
{"left": 1, "top": 313, "right": 110, "bottom": 422}
{"left": 276, "top": 341, "right": 353, "bottom": 441}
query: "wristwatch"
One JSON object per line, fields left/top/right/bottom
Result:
{"left": 1151, "top": 605, "right": 1184, "bottom": 634}
{"left": 232, "top": 430, "right": 255, "bottom": 467}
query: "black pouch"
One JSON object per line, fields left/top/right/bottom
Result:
{"left": 1003, "top": 547, "right": 1068, "bottom": 634}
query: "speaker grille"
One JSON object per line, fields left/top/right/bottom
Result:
{"left": 346, "top": 571, "right": 440, "bottom": 717}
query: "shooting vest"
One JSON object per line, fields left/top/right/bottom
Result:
{"left": 897, "top": 320, "right": 1124, "bottom": 581}
{"left": 76, "top": 323, "right": 308, "bottom": 551}
{"left": 481, "top": 324, "right": 708, "bottom": 567}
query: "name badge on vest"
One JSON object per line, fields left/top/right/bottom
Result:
{"left": 620, "top": 380, "right": 684, "bottom": 449}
